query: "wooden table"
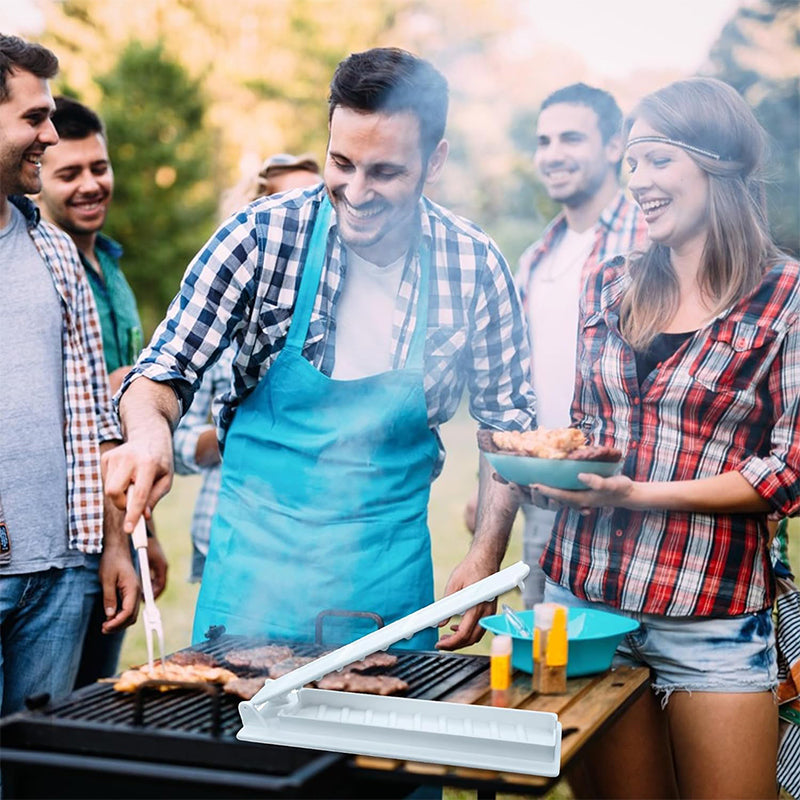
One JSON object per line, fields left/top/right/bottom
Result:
{"left": 351, "top": 664, "right": 650, "bottom": 796}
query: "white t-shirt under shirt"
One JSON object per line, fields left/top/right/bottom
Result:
{"left": 527, "top": 226, "right": 596, "bottom": 429}
{"left": 331, "top": 247, "right": 406, "bottom": 380}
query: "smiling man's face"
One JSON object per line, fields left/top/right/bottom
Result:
{"left": 38, "top": 133, "right": 113, "bottom": 237}
{"left": 534, "top": 102, "right": 617, "bottom": 210}
{"left": 0, "top": 68, "right": 57, "bottom": 198}
{"left": 324, "top": 106, "right": 446, "bottom": 266}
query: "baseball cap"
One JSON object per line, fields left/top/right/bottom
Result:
{"left": 259, "top": 153, "right": 320, "bottom": 179}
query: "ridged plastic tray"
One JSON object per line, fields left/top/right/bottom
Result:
{"left": 237, "top": 562, "right": 562, "bottom": 777}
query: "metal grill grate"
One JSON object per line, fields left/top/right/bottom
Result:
{"left": 7, "top": 637, "right": 488, "bottom": 766}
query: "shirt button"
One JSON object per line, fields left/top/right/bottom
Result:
{"left": 630, "top": 441, "right": 638, "bottom": 450}
{"left": 633, "top": 397, "right": 640, "bottom": 406}
{"left": 736, "top": 338, "right": 747, "bottom": 349}
{"left": 615, "top": 529, "right": 624, "bottom": 537}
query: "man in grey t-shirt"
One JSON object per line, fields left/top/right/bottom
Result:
{"left": 0, "top": 35, "right": 138, "bottom": 715}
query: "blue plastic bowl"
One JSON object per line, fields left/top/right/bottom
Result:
{"left": 484, "top": 451, "right": 621, "bottom": 490}
{"left": 479, "top": 607, "right": 639, "bottom": 677}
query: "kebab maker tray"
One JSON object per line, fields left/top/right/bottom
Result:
{"left": 238, "top": 561, "right": 562, "bottom": 777}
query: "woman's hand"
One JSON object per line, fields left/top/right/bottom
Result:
{"left": 531, "top": 473, "right": 636, "bottom": 512}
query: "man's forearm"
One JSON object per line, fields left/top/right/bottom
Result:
{"left": 471, "top": 453, "right": 520, "bottom": 569}
{"left": 99, "top": 440, "right": 129, "bottom": 550}
{"left": 119, "top": 376, "right": 181, "bottom": 440}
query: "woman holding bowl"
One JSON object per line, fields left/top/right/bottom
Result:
{"left": 529, "top": 77, "right": 795, "bottom": 798}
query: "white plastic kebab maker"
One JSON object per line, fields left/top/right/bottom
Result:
{"left": 238, "top": 561, "right": 562, "bottom": 777}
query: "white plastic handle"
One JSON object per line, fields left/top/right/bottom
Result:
{"left": 126, "top": 487, "right": 148, "bottom": 550}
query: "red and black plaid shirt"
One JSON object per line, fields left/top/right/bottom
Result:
{"left": 542, "top": 256, "right": 800, "bottom": 617}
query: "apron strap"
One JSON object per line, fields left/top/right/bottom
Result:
{"left": 284, "top": 197, "right": 431, "bottom": 371}
{"left": 405, "top": 240, "right": 430, "bottom": 370}
{"left": 284, "top": 198, "right": 332, "bottom": 353}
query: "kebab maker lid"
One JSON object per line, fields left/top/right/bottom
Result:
{"left": 238, "top": 561, "right": 562, "bottom": 779}
{"left": 247, "top": 560, "right": 530, "bottom": 708}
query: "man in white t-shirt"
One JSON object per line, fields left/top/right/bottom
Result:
{"left": 466, "top": 83, "right": 647, "bottom": 607}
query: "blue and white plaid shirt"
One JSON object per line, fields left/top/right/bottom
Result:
{"left": 172, "top": 350, "right": 232, "bottom": 581}
{"left": 125, "top": 186, "right": 536, "bottom": 460}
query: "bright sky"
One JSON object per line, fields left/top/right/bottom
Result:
{"left": 2, "top": 0, "right": 741, "bottom": 78}
{"left": 523, "top": 0, "right": 740, "bottom": 78}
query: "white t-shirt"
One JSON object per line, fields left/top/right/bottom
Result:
{"left": 331, "top": 247, "right": 406, "bottom": 380}
{"left": 527, "top": 226, "right": 596, "bottom": 428}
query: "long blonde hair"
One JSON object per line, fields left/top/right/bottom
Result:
{"left": 620, "top": 78, "right": 782, "bottom": 350}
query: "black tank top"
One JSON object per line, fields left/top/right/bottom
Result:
{"left": 634, "top": 330, "right": 696, "bottom": 389}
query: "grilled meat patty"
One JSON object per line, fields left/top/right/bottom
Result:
{"left": 315, "top": 673, "right": 409, "bottom": 695}
{"left": 223, "top": 645, "right": 294, "bottom": 670}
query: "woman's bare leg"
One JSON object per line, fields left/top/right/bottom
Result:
{"left": 568, "top": 688, "right": 678, "bottom": 799}
{"left": 667, "top": 690, "right": 778, "bottom": 799}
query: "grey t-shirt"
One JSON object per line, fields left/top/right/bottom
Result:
{"left": 0, "top": 205, "right": 83, "bottom": 574}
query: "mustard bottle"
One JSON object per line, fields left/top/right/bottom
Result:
{"left": 540, "top": 604, "right": 568, "bottom": 694}
{"left": 490, "top": 634, "right": 512, "bottom": 707}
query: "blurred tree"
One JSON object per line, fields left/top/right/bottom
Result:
{"left": 705, "top": 0, "right": 800, "bottom": 255}
{"left": 95, "top": 40, "right": 219, "bottom": 333}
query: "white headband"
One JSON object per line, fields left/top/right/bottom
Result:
{"left": 626, "top": 135, "right": 723, "bottom": 161}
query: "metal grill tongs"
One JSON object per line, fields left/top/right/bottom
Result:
{"left": 129, "top": 497, "right": 165, "bottom": 670}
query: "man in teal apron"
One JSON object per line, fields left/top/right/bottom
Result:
{"left": 105, "top": 47, "right": 536, "bottom": 651}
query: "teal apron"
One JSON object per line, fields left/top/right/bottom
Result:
{"left": 193, "top": 198, "right": 439, "bottom": 649}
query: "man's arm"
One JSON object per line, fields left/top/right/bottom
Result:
{"left": 98, "top": 441, "right": 140, "bottom": 633}
{"left": 436, "top": 453, "right": 520, "bottom": 650}
{"left": 102, "top": 377, "right": 180, "bottom": 534}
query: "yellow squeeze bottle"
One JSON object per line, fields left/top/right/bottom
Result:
{"left": 490, "top": 634, "right": 512, "bottom": 707}
{"left": 540, "top": 604, "right": 568, "bottom": 694}
{"left": 532, "top": 602, "right": 558, "bottom": 692}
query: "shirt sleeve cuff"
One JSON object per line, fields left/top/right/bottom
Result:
{"left": 739, "top": 455, "right": 800, "bottom": 516}
{"left": 116, "top": 366, "right": 192, "bottom": 418}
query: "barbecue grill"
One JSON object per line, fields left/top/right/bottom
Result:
{"left": 0, "top": 633, "right": 491, "bottom": 799}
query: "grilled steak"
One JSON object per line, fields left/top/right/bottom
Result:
{"left": 268, "top": 656, "right": 317, "bottom": 678}
{"left": 568, "top": 445, "right": 623, "bottom": 463}
{"left": 168, "top": 650, "right": 219, "bottom": 668}
{"left": 344, "top": 652, "right": 398, "bottom": 672}
{"left": 222, "top": 676, "right": 267, "bottom": 700}
{"left": 223, "top": 645, "right": 294, "bottom": 670}
{"left": 316, "top": 673, "right": 409, "bottom": 695}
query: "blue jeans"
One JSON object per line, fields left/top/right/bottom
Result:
{"left": 0, "top": 567, "right": 94, "bottom": 715}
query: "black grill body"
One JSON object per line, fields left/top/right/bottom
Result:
{"left": 0, "top": 636, "right": 488, "bottom": 798}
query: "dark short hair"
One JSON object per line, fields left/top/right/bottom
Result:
{"left": 541, "top": 83, "right": 622, "bottom": 144}
{"left": 328, "top": 47, "right": 448, "bottom": 161}
{"left": 51, "top": 95, "right": 105, "bottom": 139}
{"left": 0, "top": 34, "right": 58, "bottom": 102}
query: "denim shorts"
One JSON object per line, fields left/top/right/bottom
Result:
{"left": 544, "top": 578, "right": 777, "bottom": 700}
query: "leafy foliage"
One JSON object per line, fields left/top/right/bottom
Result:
{"left": 705, "top": 0, "right": 800, "bottom": 255}
{"left": 96, "top": 41, "right": 219, "bottom": 333}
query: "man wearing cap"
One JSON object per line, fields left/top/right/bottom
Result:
{"left": 104, "top": 48, "right": 535, "bottom": 650}
{"left": 174, "top": 153, "right": 321, "bottom": 584}
{"left": 220, "top": 152, "right": 321, "bottom": 219}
